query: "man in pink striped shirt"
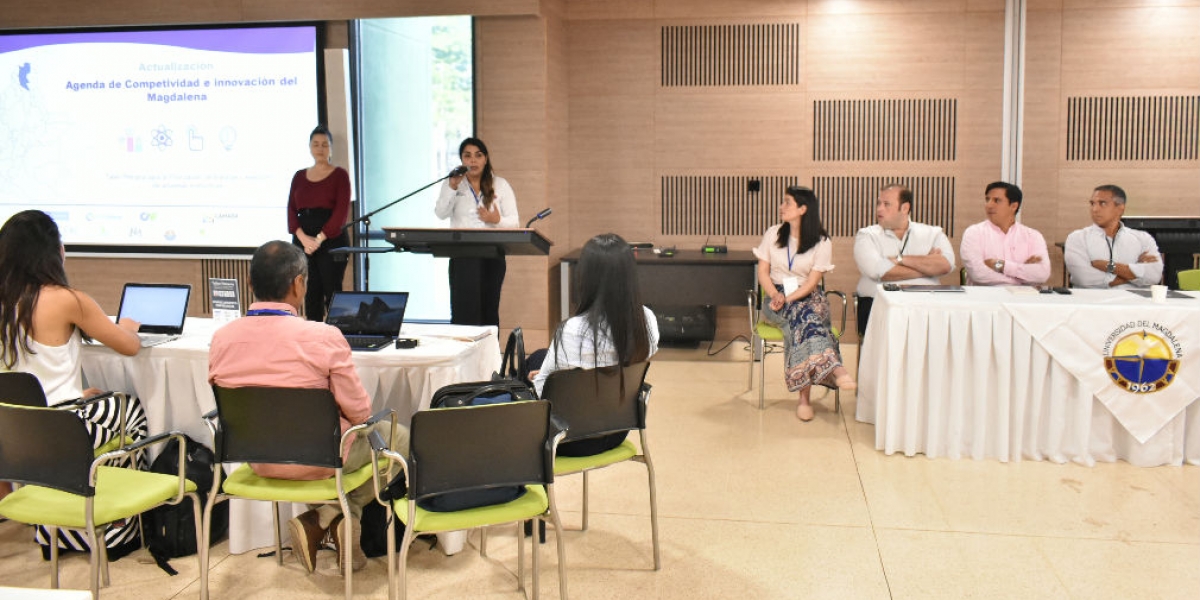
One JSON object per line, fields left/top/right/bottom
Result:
{"left": 959, "top": 182, "right": 1050, "bottom": 286}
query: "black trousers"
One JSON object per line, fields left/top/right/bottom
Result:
{"left": 295, "top": 235, "right": 348, "bottom": 322}
{"left": 856, "top": 295, "right": 874, "bottom": 338}
{"left": 448, "top": 256, "right": 506, "bottom": 326}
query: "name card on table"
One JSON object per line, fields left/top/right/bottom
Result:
{"left": 209, "top": 278, "right": 241, "bottom": 323}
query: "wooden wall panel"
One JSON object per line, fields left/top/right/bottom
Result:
{"left": 806, "top": 12, "right": 968, "bottom": 91}
{"left": 654, "top": 92, "right": 807, "bottom": 170}
{"left": 64, "top": 257, "right": 205, "bottom": 316}
{"left": 1061, "top": 7, "right": 1200, "bottom": 91}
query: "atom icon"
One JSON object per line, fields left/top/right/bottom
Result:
{"left": 151, "top": 125, "right": 173, "bottom": 150}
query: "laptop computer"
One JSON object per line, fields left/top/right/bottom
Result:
{"left": 325, "top": 291, "right": 409, "bottom": 351}
{"left": 116, "top": 283, "right": 192, "bottom": 347}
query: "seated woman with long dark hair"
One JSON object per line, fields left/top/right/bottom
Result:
{"left": 754, "top": 186, "right": 855, "bottom": 422}
{"left": 532, "top": 233, "right": 659, "bottom": 456}
{"left": 0, "top": 210, "right": 141, "bottom": 400}
{"left": 0, "top": 210, "right": 142, "bottom": 501}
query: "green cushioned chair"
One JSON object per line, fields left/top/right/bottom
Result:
{"left": 370, "top": 400, "right": 568, "bottom": 600}
{"left": 746, "top": 285, "right": 849, "bottom": 411}
{"left": 541, "top": 361, "right": 660, "bottom": 571}
{"left": 202, "top": 386, "right": 394, "bottom": 600}
{"left": 1178, "top": 268, "right": 1200, "bottom": 291}
{"left": 0, "top": 403, "right": 202, "bottom": 600}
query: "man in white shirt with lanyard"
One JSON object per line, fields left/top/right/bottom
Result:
{"left": 853, "top": 184, "right": 956, "bottom": 336}
{"left": 1063, "top": 184, "right": 1162, "bottom": 289}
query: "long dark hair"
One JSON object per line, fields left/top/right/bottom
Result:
{"left": 460, "top": 137, "right": 496, "bottom": 209}
{"left": 0, "top": 210, "right": 71, "bottom": 368}
{"left": 554, "top": 233, "right": 651, "bottom": 371}
{"left": 775, "top": 185, "right": 830, "bottom": 254}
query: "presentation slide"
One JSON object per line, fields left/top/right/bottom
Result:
{"left": 0, "top": 25, "right": 320, "bottom": 251}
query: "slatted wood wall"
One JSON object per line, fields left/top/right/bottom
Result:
{"left": 660, "top": 23, "right": 802, "bottom": 87}
{"left": 813, "top": 99, "right": 958, "bottom": 162}
{"left": 1066, "top": 95, "right": 1200, "bottom": 161}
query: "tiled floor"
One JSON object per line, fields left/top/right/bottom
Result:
{"left": 2, "top": 345, "right": 1197, "bottom": 599}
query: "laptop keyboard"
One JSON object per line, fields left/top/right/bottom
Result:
{"left": 346, "top": 336, "right": 392, "bottom": 350}
{"left": 139, "top": 334, "right": 180, "bottom": 348}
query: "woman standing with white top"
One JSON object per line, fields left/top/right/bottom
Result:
{"left": 434, "top": 137, "right": 519, "bottom": 326}
{"left": 754, "top": 186, "right": 856, "bottom": 422}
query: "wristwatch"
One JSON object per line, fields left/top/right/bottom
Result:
{"left": 994, "top": 259, "right": 1005, "bottom": 273}
{"left": 1106, "top": 261, "right": 1116, "bottom": 274}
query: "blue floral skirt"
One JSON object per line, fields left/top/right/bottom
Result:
{"left": 761, "top": 286, "right": 844, "bottom": 392}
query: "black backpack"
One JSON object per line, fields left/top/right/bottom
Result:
{"left": 142, "top": 435, "right": 229, "bottom": 574}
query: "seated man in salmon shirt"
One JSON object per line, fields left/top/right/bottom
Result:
{"left": 209, "top": 240, "right": 407, "bottom": 574}
{"left": 959, "top": 181, "right": 1050, "bottom": 286}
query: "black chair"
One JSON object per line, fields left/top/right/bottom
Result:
{"left": 202, "top": 386, "right": 394, "bottom": 600}
{"left": 541, "top": 361, "right": 660, "bottom": 570}
{"left": 0, "top": 371, "right": 51, "bottom": 406}
{"left": 0, "top": 403, "right": 201, "bottom": 599}
{"left": 370, "top": 400, "right": 569, "bottom": 600}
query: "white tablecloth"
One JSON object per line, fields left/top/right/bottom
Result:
{"left": 855, "top": 287, "right": 1200, "bottom": 467}
{"left": 81, "top": 318, "right": 501, "bottom": 553}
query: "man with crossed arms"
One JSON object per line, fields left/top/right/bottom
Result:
{"left": 853, "top": 183, "right": 956, "bottom": 337}
{"left": 1064, "top": 184, "right": 1162, "bottom": 289}
{"left": 959, "top": 181, "right": 1050, "bottom": 286}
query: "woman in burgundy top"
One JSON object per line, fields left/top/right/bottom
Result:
{"left": 288, "top": 125, "right": 351, "bottom": 321}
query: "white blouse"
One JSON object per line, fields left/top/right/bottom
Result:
{"left": 753, "top": 224, "right": 834, "bottom": 285}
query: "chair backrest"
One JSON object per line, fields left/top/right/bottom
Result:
{"left": 211, "top": 386, "right": 343, "bottom": 468}
{"left": 0, "top": 372, "right": 50, "bottom": 407}
{"left": 541, "top": 362, "right": 651, "bottom": 443}
{"left": 1179, "top": 269, "right": 1200, "bottom": 291}
{"left": 408, "top": 400, "right": 556, "bottom": 503}
{"left": 0, "top": 403, "right": 95, "bottom": 495}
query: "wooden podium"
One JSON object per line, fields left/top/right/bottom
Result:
{"left": 382, "top": 227, "right": 552, "bottom": 258}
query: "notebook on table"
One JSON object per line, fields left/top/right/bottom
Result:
{"left": 324, "top": 291, "right": 409, "bottom": 351}
{"left": 116, "top": 283, "right": 192, "bottom": 347}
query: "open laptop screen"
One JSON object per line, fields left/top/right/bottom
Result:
{"left": 325, "top": 292, "right": 409, "bottom": 337}
{"left": 116, "top": 284, "right": 192, "bottom": 334}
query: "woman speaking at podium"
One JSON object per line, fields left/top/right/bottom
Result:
{"left": 435, "top": 137, "right": 519, "bottom": 326}
{"left": 287, "top": 125, "right": 350, "bottom": 322}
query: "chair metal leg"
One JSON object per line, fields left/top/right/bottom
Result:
{"left": 199, "top": 495, "right": 214, "bottom": 600}
{"left": 516, "top": 522, "right": 525, "bottom": 593}
{"left": 86, "top": 525, "right": 101, "bottom": 600}
{"left": 532, "top": 516, "right": 541, "bottom": 600}
{"left": 835, "top": 388, "right": 841, "bottom": 414}
{"left": 341, "top": 510, "right": 353, "bottom": 600}
{"left": 396, "top": 524, "right": 416, "bottom": 600}
{"left": 640, "top": 432, "right": 661, "bottom": 571}
{"left": 548, "top": 486, "right": 569, "bottom": 600}
{"left": 98, "top": 527, "right": 112, "bottom": 586}
{"left": 480, "top": 525, "right": 488, "bottom": 557}
{"left": 49, "top": 526, "right": 59, "bottom": 589}
{"left": 272, "top": 501, "right": 283, "bottom": 566}
{"left": 581, "top": 472, "right": 590, "bottom": 531}
{"left": 758, "top": 340, "right": 767, "bottom": 410}
{"left": 386, "top": 513, "right": 397, "bottom": 600}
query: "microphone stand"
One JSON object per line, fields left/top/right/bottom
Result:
{"left": 336, "top": 170, "right": 460, "bottom": 292}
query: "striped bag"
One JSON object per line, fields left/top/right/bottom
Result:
{"left": 35, "top": 393, "right": 149, "bottom": 560}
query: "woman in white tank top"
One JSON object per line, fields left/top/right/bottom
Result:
{"left": 0, "top": 210, "right": 142, "bottom": 498}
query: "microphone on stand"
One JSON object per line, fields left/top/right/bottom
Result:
{"left": 448, "top": 165, "right": 469, "bottom": 177}
{"left": 525, "top": 208, "right": 552, "bottom": 228}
